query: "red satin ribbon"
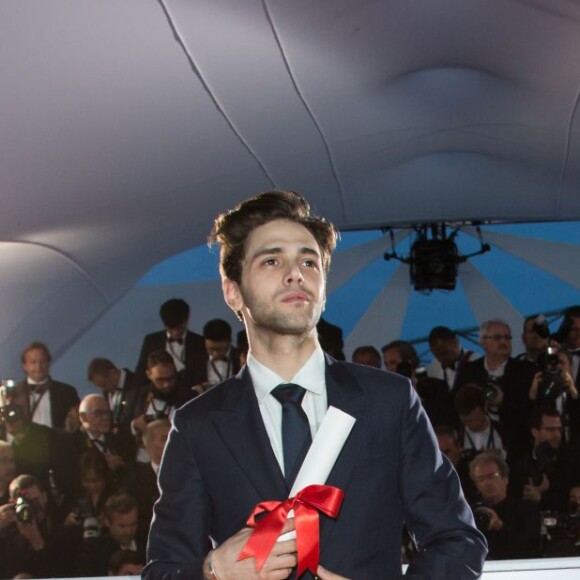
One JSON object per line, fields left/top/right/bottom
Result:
{"left": 237, "top": 484, "right": 344, "bottom": 578}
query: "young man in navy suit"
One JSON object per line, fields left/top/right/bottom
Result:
{"left": 144, "top": 191, "right": 487, "bottom": 580}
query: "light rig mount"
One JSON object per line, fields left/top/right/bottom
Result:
{"left": 383, "top": 223, "right": 490, "bottom": 292}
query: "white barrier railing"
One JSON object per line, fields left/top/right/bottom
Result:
{"left": 45, "top": 558, "right": 580, "bottom": 580}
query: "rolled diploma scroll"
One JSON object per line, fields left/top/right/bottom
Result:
{"left": 278, "top": 405, "right": 356, "bottom": 541}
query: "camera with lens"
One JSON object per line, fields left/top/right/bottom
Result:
{"left": 0, "top": 379, "right": 25, "bottom": 423}
{"left": 523, "top": 441, "right": 558, "bottom": 486}
{"left": 73, "top": 497, "right": 94, "bottom": 521}
{"left": 460, "top": 448, "right": 481, "bottom": 464}
{"left": 472, "top": 502, "right": 491, "bottom": 533}
{"left": 541, "top": 510, "right": 580, "bottom": 540}
{"left": 537, "top": 347, "right": 567, "bottom": 400}
{"left": 14, "top": 491, "right": 41, "bottom": 524}
{"left": 72, "top": 497, "right": 101, "bottom": 538}
{"left": 477, "top": 376, "right": 501, "bottom": 403}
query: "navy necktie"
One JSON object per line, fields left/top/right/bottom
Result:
{"left": 272, "top": 383, "right": 312, "bottom": 487}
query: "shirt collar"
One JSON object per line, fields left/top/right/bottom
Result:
{"left": 26, "top": 377, "right": 49, "bottom": 386}
{"left": 247, "top": 344, "right": 326, "bottom": 403}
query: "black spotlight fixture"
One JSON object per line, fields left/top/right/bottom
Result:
{"left": 384, "top": 223, "right": 490, "bottom": 292}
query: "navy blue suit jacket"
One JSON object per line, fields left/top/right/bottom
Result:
{"left": 144, "top": 358, "right": 486, "bottom": 579}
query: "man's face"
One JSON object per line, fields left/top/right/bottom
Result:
{"left": 532, "top": 415, "right": 562, "bottom": 449}
{"left": 566, "top": 317, "right": 580, "bottom": 350}
{"left": 147, "top": 363, "right": 177, "bottom": 396}
{"left": 90, "top": 371, "right": 117, "bottom": 394}
{"left": 205, "top": 338, "right": 231, "bottom": 360}
{"left": 81, "top": 468, "right": 107, "bottom": 497}
{"left": 0, "top": 446, "right": 16, "bottom": 484}
{"left": 569, "top": 485, "right": 580, "bottom": 514}
{"left": 521, "top": 319, "right": 548, "bottom": 354}
{"left": 80, "top": 398, "right": 112, "bottom": 436}
{"left": 472, "top": 461, "right": 508, "bottom": 505}
{"left": 459, "top": 406, "right": 488, "bottom": 433}
{"left": 430, "top": 338, "right": 460, "bottom": 368}
{"left": 224, "top": 219, "right": 326, "bottom": 338}
{"left": 383, "top": 347, "right": 402, "bottom": 372}
{"left": 106, "top": 509, "right": 138, "bottom": 547}
{"left": 480, "top": 323, "right": 512, "bottom": 359}
{"left": 22, "top": 348, "right": 50, "bottom": 383}
{"left": 144, "top": 425, "right": 170, "bottom": 465}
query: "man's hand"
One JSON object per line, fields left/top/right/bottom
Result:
{"left": 192, "top": 383, "right": 211, "bottom": 396}
{"left": 528, "top": 372, "right": 542, "bottom": 400}
{"left": 0, "top": 503, "right": 16, "bottom": 532}
{"left": 477, "top": 507, "right": 503, "bottom": 532}
{"left": 16, "top": 518, "right": 45, "bottom": 551}
{"left": 206, "top": 519, "right": 297, "bottom": 579}
{"left": 523, "top": 475, "right": 549, "bottom": 503}
{"left": 316, "top": 565, "right": 351, "bottom": 579}
{"left": 131, "top": 414, "right": 148, "bottom": 434}
{"left": 104, "top": 451, "right": 124, "bottom": 469}
{"left": 562, "top": 371, "right": 579, "bottom": 399}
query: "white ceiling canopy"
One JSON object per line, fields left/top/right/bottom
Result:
{"left": 2, "top": 0, "right": 580, "bottom": 381}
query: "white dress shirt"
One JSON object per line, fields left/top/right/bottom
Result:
{"left": 27, "top": 378, "right": 52, "bottom": 428}
{"left": 247, "top": 344, "right": 328, "bottom": 476}
{"left": 166, "top": 333, "right": 185, "bottom": 372}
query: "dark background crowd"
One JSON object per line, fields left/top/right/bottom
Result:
{"left": 1, "top": 298, "right": 580, "bottom": 578}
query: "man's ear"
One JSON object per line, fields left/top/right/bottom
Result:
{"left": 222, "top": 278, "right": 243, "bottom": 313}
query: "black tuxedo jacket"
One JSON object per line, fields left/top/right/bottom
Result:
{"left": 134, "top": 330, "right": 205, "bottom": 386}
{"left": 16, "top": 378, "right": 79, "bottom": 430}
{"left": 111, "top": 369, "right": 143, "bottom": 432}
{"left": 144, "top": 358, "right": 486, "bottom": 580}
{"left": 455, "top": 357, "right": 535, "bottom": 457}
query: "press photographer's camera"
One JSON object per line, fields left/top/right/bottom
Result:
{"left": 472, "top": 503, "right": 491, "bottom": 532}
{"left": 537, "top": 347, "right": 567, "bottom": 400}
{"left": 523, "top": 441, "right": 558, "bottom": 486}
{"left": 478, "top": 376, "right": 501, "bottom": 403}
{"left": 0, "top": 379, "right": 24, "bottom": 423}
{"left": 541, "top": 510, "right": 580, "bottom": 540}
{"left": 14, "top": 492, "right": 41, "bottom": 524}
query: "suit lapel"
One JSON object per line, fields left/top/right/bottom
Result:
{"left": 209, "top": 367, "right": 288, "bottom": 500}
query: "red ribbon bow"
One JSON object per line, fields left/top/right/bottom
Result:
{"left": 237, "top": 484, "right": 344, "bottom": 578}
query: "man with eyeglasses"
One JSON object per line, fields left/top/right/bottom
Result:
{"left": 456, "top": 318, "right": 536, "bottom": 460}
{"left": 70, "top": 394, "right": 135, "bottom": 471}
{"left": 469, "top": 452, "right": 541, "bottom": 559}
{"left": 130, "top": 351, "right": 191, "bottom": 463}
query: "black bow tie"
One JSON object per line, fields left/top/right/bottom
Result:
{"left": 167, "top": 337, "right": 183, "bottom": 345}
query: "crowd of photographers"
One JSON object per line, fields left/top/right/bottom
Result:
{"left": 0, "top": 299, "right": 244, "bottom": 579}
{"left": 373, "top": 306, "right": 580, "bottom": 562}
{"left": 1, "top": 298, "right": 580, "bottom": 577}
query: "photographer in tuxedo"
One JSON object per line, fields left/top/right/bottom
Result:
{"left": 134, "top": 299, "right": 205, "bottom": 388}
{"left": 144, "top": 191, "right": 486, "bottom": 580}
